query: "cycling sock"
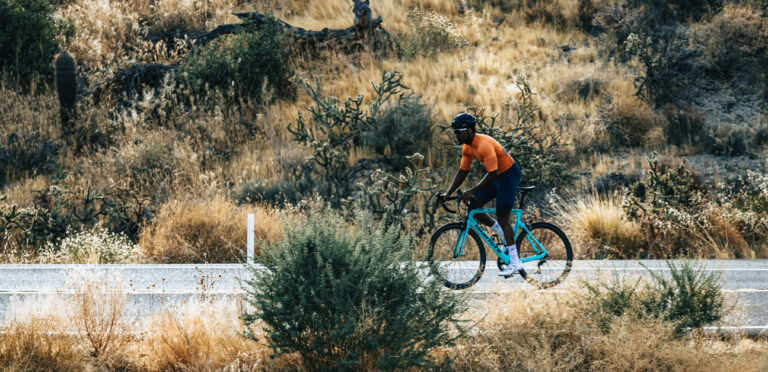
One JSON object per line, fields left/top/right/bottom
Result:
{"left": 505, "top": 244, "right": 520, "bottom": 262}
{"left": 491, "top": 221, "right": 505, "bottom": 242}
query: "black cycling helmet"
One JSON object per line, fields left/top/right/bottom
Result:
{"left": 451, "top": 113, "right": 477, "bottom": 130}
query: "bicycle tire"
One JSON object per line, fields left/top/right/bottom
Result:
{"left": 426, "top": 223, "right": 486, "bottom": 290}
{"left": 514, "top": 222, "right": 573, "bottom": 289}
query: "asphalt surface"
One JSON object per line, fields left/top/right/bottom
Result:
{"left": 1, "top": 260, "right": 766, "bottom": 333}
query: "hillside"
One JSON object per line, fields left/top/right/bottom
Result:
{"left": 1, "top": 0, "right": 767, "bottom": 262}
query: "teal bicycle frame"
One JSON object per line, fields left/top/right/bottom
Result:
{"left": 454, "top": 208, "right": 548, "bottom": 265}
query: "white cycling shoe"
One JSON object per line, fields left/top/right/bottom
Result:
{"left": 499, "top": 260, "right": 523, "bottom": 276}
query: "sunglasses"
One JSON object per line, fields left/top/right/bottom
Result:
{"left": 453, "top": 128, "right": 469, "bottom": 135}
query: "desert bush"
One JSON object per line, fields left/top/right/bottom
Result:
{"left": 719, "top": 170, "right": 768, "bottom": 256}
{"left": 111, "top": 134, "right": 199, "bottom": 197}
{"left": 69, "top": 271, "right": 128, "bottom": 363}
{"left": 242, "top": 209, "right": 466, "bottom": 370}
{"left": 363, "top": 94, "right": 434, "bottom": 167}
{"left": 0, "top": 0, "right": 72, "bottom": 88}
{"left": 599, "top": 94, "right": 658, "bottom": 147}
{"left": 175, "top": 20, "right": 293, "bottom": 104}
{"left": 729, "top": 170, "right": 768, "bottom": 215}
{"left": 624, "top": 155, "right": 710, "bottom": 257}
{"left": 396, "top": 10, "right": 466, "bottom": 59}
{"left": 139, "top": 198, "right": 280, "bottom": 263}
{"left": 643, "top": 261, "right": 726, "bottom": 333}
{"left": 558, "top": 193, "right": 644, "bottom": 259}
{"left": 701, "top": 123, "right": 751, "bottom": 156}
{"left": 624, "top": 32, "right": 699, "bottom": 105}
{"left": 0, "top": 127, "right": 59, "bottom": 188}
{"left": 352, "top": 153, "right": 444, "bottom": 237}
{"left": 41, "top": 228, "right": 143, "bottom": 264}
{"left": 695, "top": 2, "right": 768, "bottom": 78}
{"left": 621, "top": 155, "right": 759, "bottom": 258}
{"left": 628, "top": 0, "right": 724, "bottom": 23}
{"left": 663, "top": 104, "right": 707, "bottom": 146}
{"left": 0, "top": 185, "right": 153, "bottom": 256}
{"left": 584, "top": 260, "right": 726, "bottom": 335}
{"left": 288, "top": 71, "right": 410, "bottom": 202}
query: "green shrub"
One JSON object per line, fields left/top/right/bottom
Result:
{"left": 175, "top": 20, "right": 293, "bottom": 104}
{"left": 0, "top": 0, "right": 72, "bottom": 88}
{"left": 242, "top": 209, "right": 466, "bottom": 370}
{"left": 643, "top": 261, "right": 726, "bottom": 334}
{"left": 584, "top": 260, "right": 726, "bottom": 335}
{"left": 0, "top": 128, "right": 58, "bottom": 188}
{"left": 363, "top": 94, "right": 434, "bottom": 167}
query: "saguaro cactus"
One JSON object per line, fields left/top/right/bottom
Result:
{"left": 54, "top": 51, "right": 77, "bottom": 130}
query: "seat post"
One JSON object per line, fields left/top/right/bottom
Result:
{"left": 517, "top": 186, "right": 536, "bottom": 209}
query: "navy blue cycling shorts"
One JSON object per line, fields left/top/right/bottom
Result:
{"left": 473, "top": 162, "right": 521, "bottom": 212}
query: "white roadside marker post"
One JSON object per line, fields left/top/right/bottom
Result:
{"left": 247, "top": 213, "right": 255, "bottom": 264}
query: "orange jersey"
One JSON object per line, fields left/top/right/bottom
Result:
{"left": 459, "top": 134, "right": 515, "bottom": 173}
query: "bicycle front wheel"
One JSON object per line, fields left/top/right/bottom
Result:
{"left": 426, "top": 223, "right": 486, "bottom": 290}
{"left": 516, "top": 222, "right": 573, "bottom": 289}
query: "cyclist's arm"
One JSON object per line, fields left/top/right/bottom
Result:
{"left": 446, "top": 169, "right": 469, "bottom": 196}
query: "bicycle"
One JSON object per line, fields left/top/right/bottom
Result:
{"left": 427, "top": 186, "right": 573, "bottom": 289}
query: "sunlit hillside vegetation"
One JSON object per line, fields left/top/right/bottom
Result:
{"left": 1, "top": 0, "right": 767, "bottom": 262}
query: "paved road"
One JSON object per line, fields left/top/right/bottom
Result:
{"left": 1, "top": 260, "right": 766, "bottom": 332}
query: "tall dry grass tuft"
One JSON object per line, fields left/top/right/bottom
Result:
{"left": 557, "top": 193, "right": 644, "bottom": 258}
{"left": 139, "top": 198, "right": 282, "bottom": 263}
{"left": 69, "top": 271, "right": 129, "bottom": 364}
{"left": 127, "top": 302, "right": 277, "bottom": 371}
{"left": 0, "top": 316, "right": 84, "bottom": 371}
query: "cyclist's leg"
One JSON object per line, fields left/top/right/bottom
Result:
{"left": 496, "top": 163, "right": 521, "bottom": 246}
{"left": 471, "top": 185, "right": 496, "bottom": 226}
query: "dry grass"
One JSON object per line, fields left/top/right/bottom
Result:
{"left": 124, "top": 302, "right": 278, "bottom": 371}
{"left": 0, "top": 316, "right": 85, "bottom": 371}
{"left": 139, "top": 197, "right": 282, "bottom": 263}
{"left": 557, "top": 192, "right": 644, "bottom": 258}
{"left": 440, "top": 286, "right": 768, "bottom": 371}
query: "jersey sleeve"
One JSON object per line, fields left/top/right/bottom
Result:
{"left": 478, "top": 142, "right": 498, "bottom": 172}
{"left": 459, "top": 145, "right": 473, "bottom": 171}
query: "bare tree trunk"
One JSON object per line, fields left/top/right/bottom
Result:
{"left": 195, "top": 0, "right": 389, "bottom": 49}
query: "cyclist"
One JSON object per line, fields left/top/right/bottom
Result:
{"left": 438, "top": 113, "right": 523, "bottom": 276}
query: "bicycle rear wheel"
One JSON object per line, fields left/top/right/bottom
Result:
{"left": 426, "top": 223, "right": 486, "bottom": 290}
{"left": 515, "top": 222, "right": 573, "bottom": 289}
